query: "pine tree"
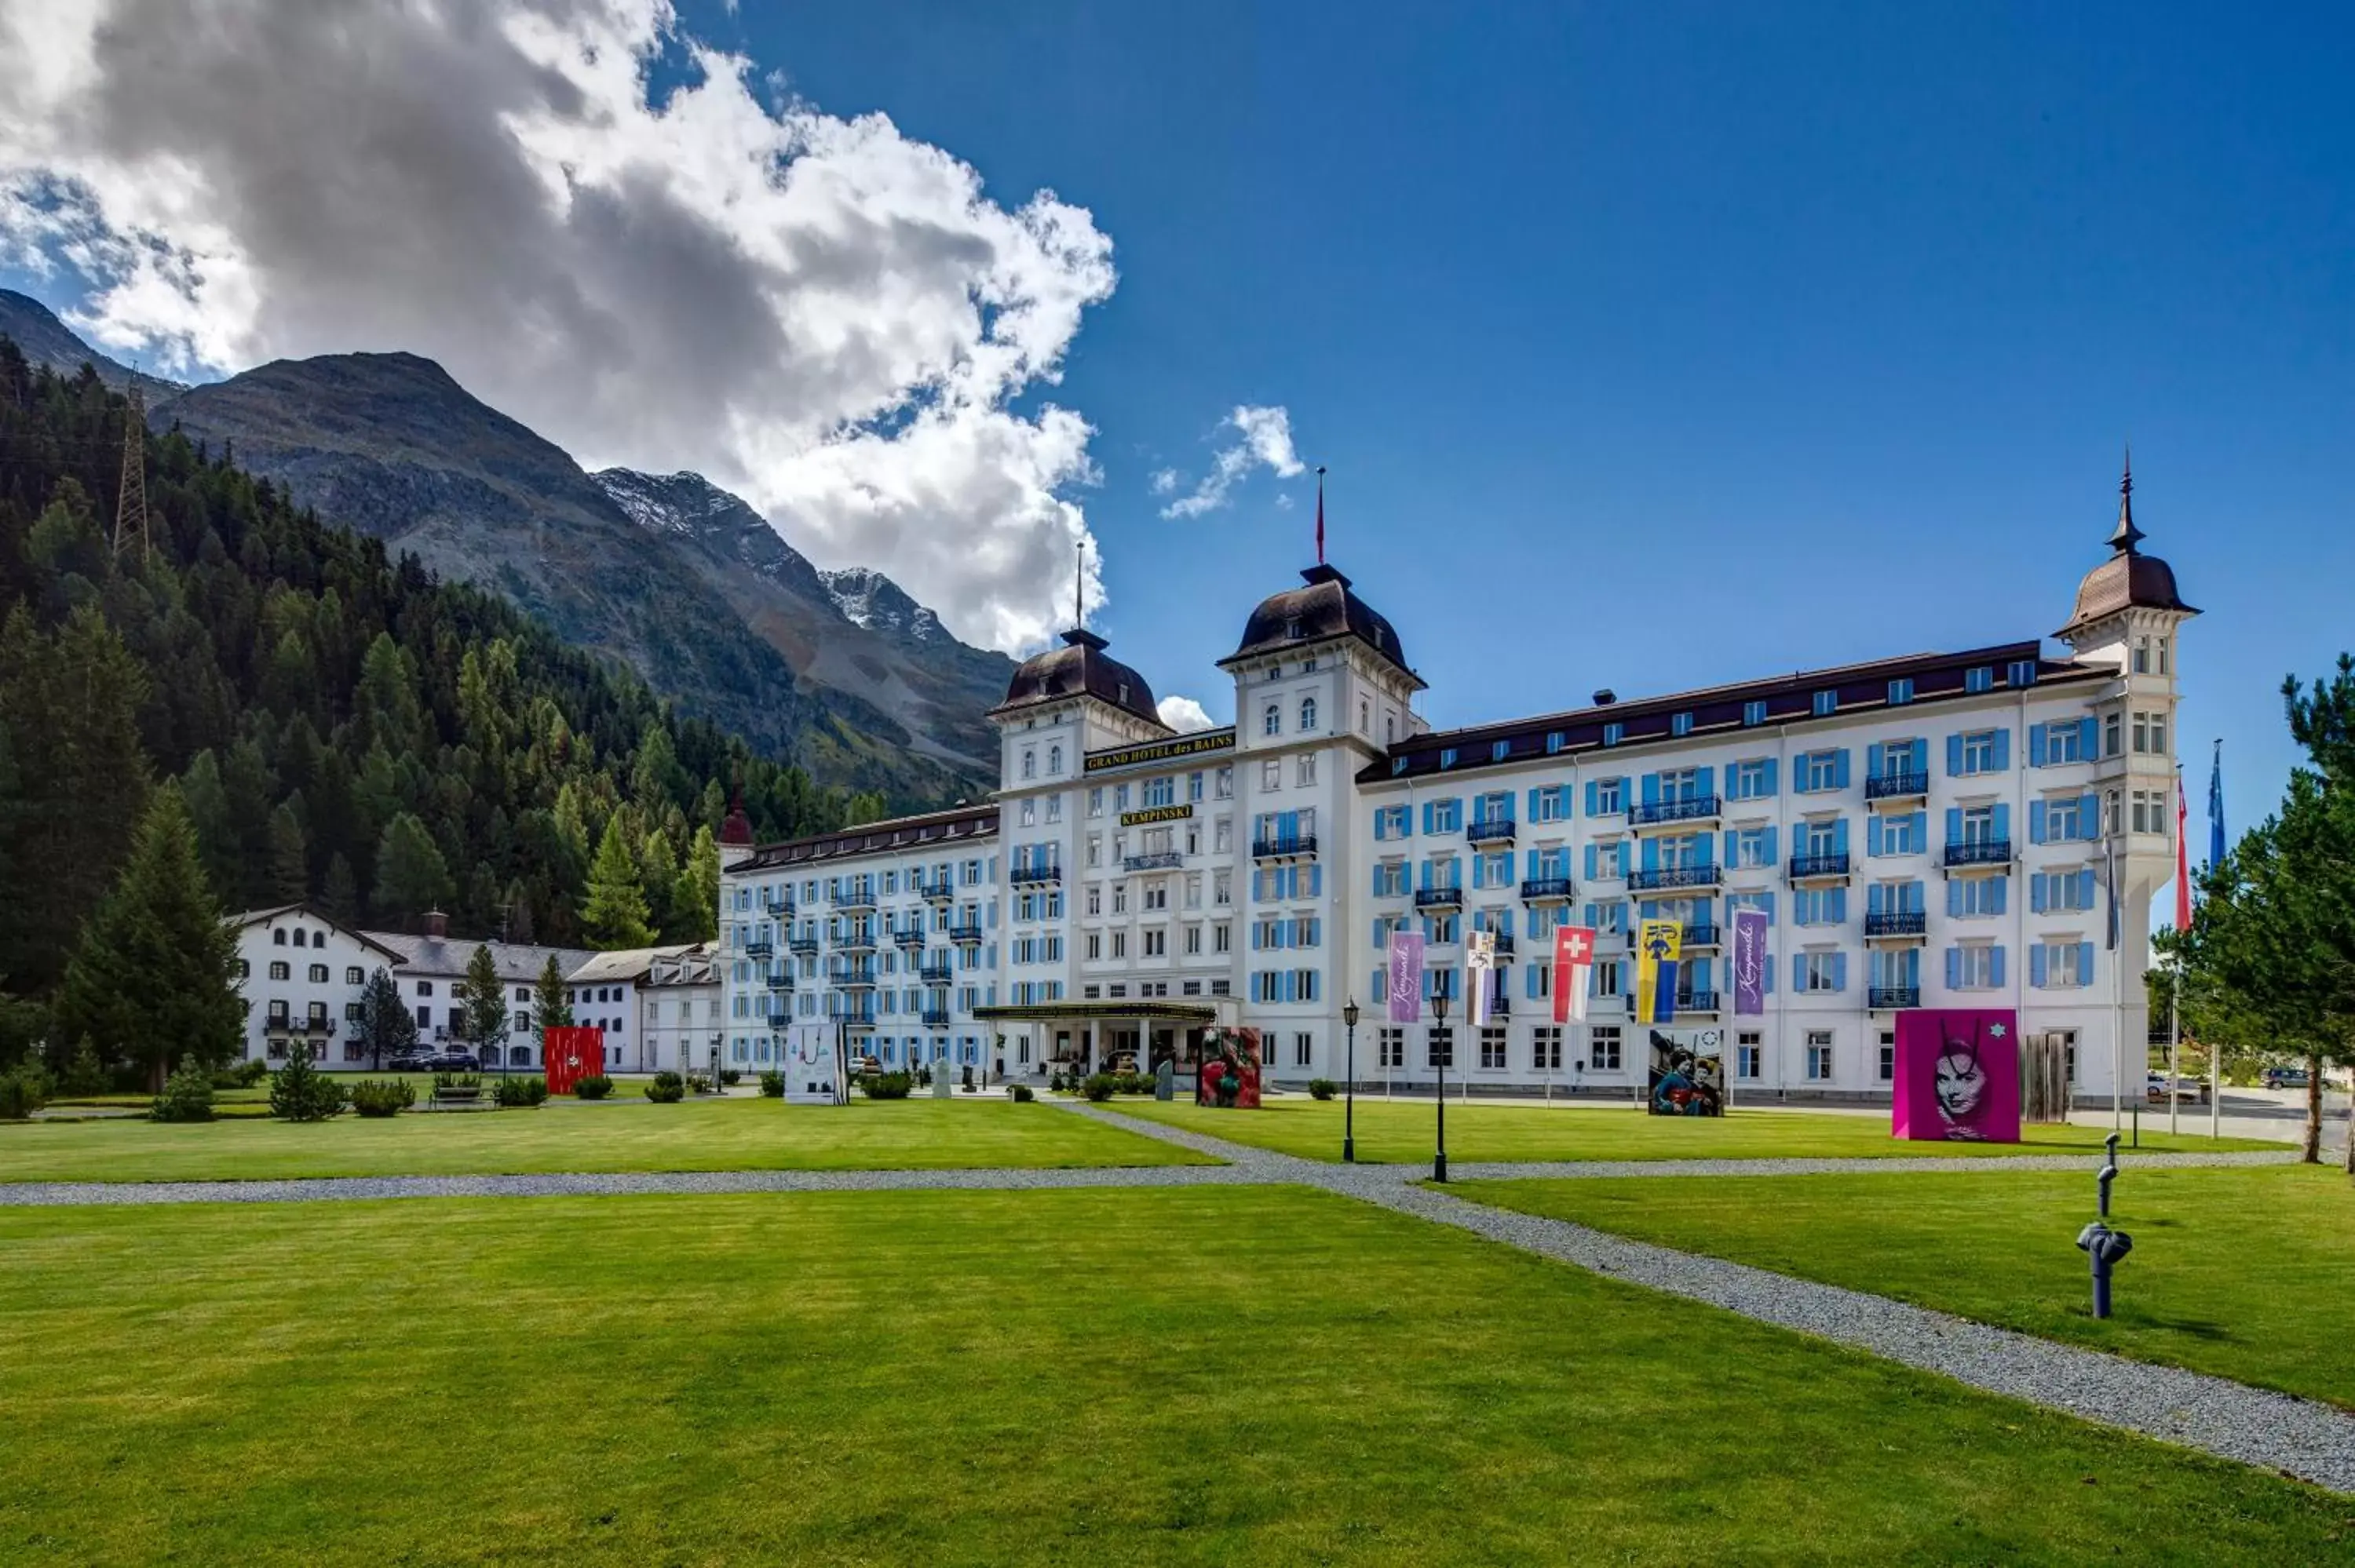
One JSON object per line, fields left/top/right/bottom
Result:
{"left": 372, "top": 811, "right": 452, "bottom": 928}
{"left": 54, "top": 784, "right": 245, "bottom": 1090}
{"left": 268, "top": 1038, "right": 345, "bottom": 1121}
{"left": 320, "top": 854, "right": 360, "bottom": 924}
{"left": 356, "top": 965, "right": 417, "bottom": 1071}
{"left": 581, "top": 815, "right": 654, "bottom": 950}
{"left": 455, "top": 941, "right": 508, "bottom": 1065}
{"left": 533, "top": 952, "right": 575, "bottom": 1058}
{"left": 674, "top": 824, "right": 720, "bottom": 943}
{"left": 267, "top": 802, "right": 309, "bottom": 904}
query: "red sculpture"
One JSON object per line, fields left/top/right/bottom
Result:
{"left": 542, "top": 1026, "right": 605, "bottom": 1095}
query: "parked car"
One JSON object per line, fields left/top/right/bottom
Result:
{"left": 422, "top": 1050, "right": 480, "bottom": 1073}
{"left": 2262, "top": 1065, "right": 2311, "bottom": 1090}
{"left": 2144, "top": 1072, "right": 2211, "bottom": 1104}
{"left": 385, "top": 1048, "right": 432, "bottom": 1072}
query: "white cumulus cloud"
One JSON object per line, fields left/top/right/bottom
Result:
{"left": 1156, "top": 694, "right": 1214, "bottom": 733}
{"left": 0, "top": 0, "right": 1114, "bottom": 652}
{"left": 1159, "top": 403, "right": 1303, "bottom": 519}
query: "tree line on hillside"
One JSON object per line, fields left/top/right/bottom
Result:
{"left": 0, "top": 342, "right": 894, "bottom": 1088}
{"left": 2164, "top": 658, "right": 2355, "bottom": 1172}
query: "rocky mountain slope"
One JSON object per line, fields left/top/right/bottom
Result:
{"left": 0, "top": 290, "right": 181, "bottom": 400}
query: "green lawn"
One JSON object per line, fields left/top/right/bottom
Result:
{"left": 1449, "top": 1164, "right": 2355, "bottom": 1409}
{"left": 50, "top": 1070, "right": 670, "bottom": 1108}
{"left": 0, "top": 1097, "right": 1208, "bottom": 1183}
{"left": 0, "top": 1189, "right": 2344, "bottom": 1565}
{"left": 1108, "top": 1096, "right": 2277, "bottom": 1164}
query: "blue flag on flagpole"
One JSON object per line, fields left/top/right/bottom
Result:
{"left": 2207, "top": 740, "right": 2225, "bottom": 870}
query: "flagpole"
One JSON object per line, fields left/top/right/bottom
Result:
{"left": 2110, "top": 843, "right": 2123, "bottom": 1136}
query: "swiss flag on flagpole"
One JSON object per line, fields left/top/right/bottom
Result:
{"left": 1553, "top": 925, "right": 1597, "bottom": 1023}
{"left": 2175, "top": 764, "right": 2193, "bottom": 932}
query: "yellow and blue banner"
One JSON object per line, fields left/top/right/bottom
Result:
{"left": 1636, "top": 918, "right": 1682, "bottom": 1025}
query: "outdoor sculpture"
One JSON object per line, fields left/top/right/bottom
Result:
{"left": 2075, "top": 1132, "right": 2133, "bottom": 1318}
{"left": 1195, "top": 1027, "right": 1261, "bottom": 1108}
{"left": 1154, "top": 1059, "right": 1175, "bottom": 1101}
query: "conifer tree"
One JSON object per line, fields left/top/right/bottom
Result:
{"left": 373, "top": 811, "right": 452, "bottom": 928}
{"left": 455, "top": 941, "right": 509, "bottom": 1064}
{"left": 355, "top": 966, "right": 416, "bottom": 1071}
{"left": 533, "top": 952, "right": 575, "bottom": 1056}
{"left": 268, "top": 1038, "right": 346, "bottom": 1121}
{"left": 582, "top": 815, "right": 654, "bottom": 950}
{"left": 267, "top": 802, "right": 309, "bottom": 904}
{"left": 675, "top": 825, "right": 721, "bottom": 943}
{"left": 320, "top": 854, "right": 360, "bottom": 924}
{"left": 54, "top": 784, "right": 244, "bottom": 1090}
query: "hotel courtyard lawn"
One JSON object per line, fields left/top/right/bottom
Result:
{"left": 1, "top": 1188, "right": 2346, "bottom": 1565}
{"left": 1108, "top": 1096, "right": 2276, "bottom": 1165}
{"left": 0, "top": 1096, "right": 1208, "bottom": 1183}
{"left": 1448, "top": 1163, "right": 2355, "bottom": 1409}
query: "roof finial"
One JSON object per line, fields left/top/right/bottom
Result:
{"left": 1314, "top": 465, "right": 1327, "bottom": 566}
{"left": 2110, "top": 442, "right": 2145, "bottom": 555}
{"left": 1075, "top": 539, "right": 1084, "bottom": 633}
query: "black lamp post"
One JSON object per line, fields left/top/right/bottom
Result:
{"left": 1432, "top": 989, "right": 1451, "bottom": 1182}
{"left": 1342, "top": 998, "right": 1360, "bottom": 1162}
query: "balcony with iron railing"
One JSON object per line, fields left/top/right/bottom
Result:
{"left": 1869, "top": 985, "right": 1922, "bottom": 1010}
{"left": 839, "top": 1009, "right": 878, "bottom": 1029}
{"left": 893, "top": 928, "right": 928, "bottom": 949}
{"left": 759, "top": 895, "right": 794, "bottom": 918}
{"left": 1009, "top": 864, "right": 1062, "bottom": 886}
{"left": 947, "top": 922, "right": 984, "bottom": 945}
{"left": 1866, "top": 771, "right": 1930, "bottom": 804}
{"left": 827, "top": 964, "right": 878, "bottom": 987}
{"left": 1629, "top": 863, "right": 1721, "bottom": 892}
{"left": 836, "top": 888, "right": 878, "bottom": 913}
{"left": 763, "top": 967, "right": 793, "bottom": 991}
{"left": 1787, "top": 852, "right": 1853, "bottom": 881}
{"left": 922, "top": 1008, "right": 952, "bottom": 1028}
{"left": 762, "top": 1007, "right": 792, "bottom": 1028}
{"left": 1251, "top": 835, "right": 1318, "bottom": 861}
{"left": 787, "top": 936, "right": 820, "bottom": 956}
{"left": 744, "top": 939, "right": 775, "bottom": 961}
{"left": 918, "top": 881, "right": 955, "bottom": 903}
{"left": 1519, "top": 876, "right": 1575, "bottom": 903}
{"left": 918, "top": 960, "right": 954, "bottom": 985}
{"left": 1466, "top": 818, "right": 1517, "bottom": 845}
{"left": 1679, "top": 923, "right": 1721, "bottom": 948}
{"left": 1415, "top": 885, "right": 1466, "bottom": 911}
{"left": 1123, "top": 851, "right": 1185, "bottom": 873}
{"left": 1630, "top": 795, "right": 1722, "bottom": 829}
{"left": 1942, "top": 839, "right": 2012, "bottom": 870}
{"left": 265, "top": 1012, "right": 335, "bottom": 1034}
{"left": 1672, "top": 990, "right": 1720, "bottom": 1013}
{"left": 1864, "top": 910, "right": 1928, "bottom": 940}
{"left": 836, "top": 927, "right": 878, "bottom": 952}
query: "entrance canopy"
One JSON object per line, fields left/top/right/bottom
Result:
{"left": 973, "top": 1001, "right": 1219, "bottom": 1026}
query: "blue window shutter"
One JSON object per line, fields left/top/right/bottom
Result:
{"left": 1525, "top": 788, "right": 1539, "bottom": 819}
{"left": 1866, "top": 741, "right": 1884, "bottom": 779}
{"left": 1722, "top": 830, "right": 1737, "bottom": 863}
{"left": 1868, "top": 881, "right": 1886, "bottom": 916}
{"left": 1791, "top": 953, "right": 1805, "bottom": 991}
{"left": 1763, "top": 954, "right": 1775, "bottom": 992}
{"left": 1942, "top": 806, "right": 1962, "bottom": 846}
{"left": 1909, "top": 810, "right": 1927, "bottom": 848}
{"left": 1946, "top": 735, "right": 1964, "bottom": 776}
{"left": 1993, "top": 803, "right": 2010, "bottom": 843}
{"left": 1762, "top": 757, "right": 1779, "bottom": 796}
{"left": 1992, "top": 729, "right": 2010, "bottom": 771}
{"left": 2030, "top": 875, "right": 2048, "bottom": 913}
{"left": 1584, "top": 844, "right": 1597, "bottom": 880}
{"left": 2028, "top": 800, "right": 2047, "bottom": 844}
{"left": 1421, "top": 801, "right": 1433, "bottom": 835}
{"left": 1831, "top": 886, "right": 1848, "bottom": 924}
{"left": 1831, "top": 952, "right": 1846, "bottom": 991}
{"left": 1991, "top": 877, "right": 2008, "bottom": 916}
{"left": 1375, "top": 812, "right": 1387, "bottom": 842}
{"left": 1990, "top": 945, "right": 2006, "bottom": 988}
{"left": 2078, "top": 940, "right": 2094, "bottom": 981}
{"left": 1642, "top": 837, "right": 1660, "bottom": 872}
{"left": 2029, "top": 723, "right": 2048, "bottom": 767}
{"left": 1582, "top": 903, "right": 1597, "bottom": 926}
{"left": 2079, "top": 717, "right": 2098, "bottom": 757}
{"left": 1524, "top": 848, "right": 1538, "bottom": 880}
{"left": 1908, "top": 739, "right": 1926, "bottom": 775}
{"left": 1764, "top": 826, "right": 1779, "bottom": 863}
{"left": 1696, "top": 766, "right": 1716, "bottom": 800}
{"left": 1641, "top": 772, "right": 1660, "bottom": 806}
{"left": 1583, "top": 780, "right": 1597, "bottom": 815}
{"left": 2031, "top": 944, "right": 2047, "bottom": 987}
{"left": 1833, "top": 750, "right": 1851, "bottom": 789}
{"left": 2078, "top": 868, "right": 2097, "bottom": 909}
{"left": 1945, "top": 878, "right": 1963, "bottom": 917}
{"left": 1832, "top": 817, "right": 1849, "bottom": 857}
{"left": 1945, "top": 946, "right": 1962, "bottom": 988}
{"left": 2079, "top": 794, "right": 2100, "bottom": 838}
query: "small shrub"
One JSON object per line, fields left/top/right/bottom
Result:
{"left": 268, "top": 1044, "right": 348, "bottom": 1122}
{"left": 150, "top": 1060, "right": 217, "bottom": 1123}
{"left": 1308, "top": 1078, "right": 1338, "bottom": 1101}
{"left": 433, "top": 1070, "right": 484, "bottom": 1090}
{"left": 719, "top": 1069, "right": 743, "bottom": 1088}
{"left": 1048, "top": 1070, "right": 1067, "bottom": 1093}
{"left": 572, "top": 1074, "right": 614, "bottom": 1100}
{"left": 348, "top": 1078, "right": 416, "bottom": 1118}
{"left": 859, "top": 1070, "right": 914, "bottom": 1100}
{"left": 1082, "top": 1073, "right": 1117, "bottom": 1103}
{"left": 213, "top": 1058, "right": 268, "bottom": 1090}
{"left": 60, "top": 1037, "right": 107, "bottom": 1096}
{"left": 492, "top": 1075, "right": 550, "bottom": 1108}
{"left": 1009, "top": 1083, "right": 1035, "bottom": 1103}
{"left": 646, "top": 1070, "right": 685, "bottom": 1104}
{"left": 686, "top": 1072, "right": 715, "bottom": 1095}
{"left": 758, "top": 1070, "right": 783, "bottom": 1098}
{"left": 0, "top": 1061, "right": 52, "bottom": 1119}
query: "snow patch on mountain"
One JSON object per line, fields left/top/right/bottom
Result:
{"left": 821, "top": 567, "right": 943, "bottom": 642}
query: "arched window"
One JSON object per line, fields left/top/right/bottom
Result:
{"left": 272, "top": 929, "right": 287, "bottom": 946}
{"left": 1021, "top": 749, "right": 1036, "bottom": 779}
{"left": 1262, "top": 703, "right": 1281, "bottom": 737}
{"left": 1299, "top": 696, "right": 1318, "bottom": 732}
{"left": 1047, "top": 744, "right": 1062, "bottom": 775}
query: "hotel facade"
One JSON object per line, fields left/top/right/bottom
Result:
{"left": 718, "top": 480, "right": 2193, "bottom": 1104}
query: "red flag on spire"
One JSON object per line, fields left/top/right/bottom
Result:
{"left": 1315, "top": 465, "right": 1327, "bottom": 564}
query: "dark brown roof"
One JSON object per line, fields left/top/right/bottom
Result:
{"left": 1221, "top": 564, "right": 1415, "bottom": 680}
{"left": 1361, "top": 642, "right": 2110, "bottom": 786}
{"left": 2056, "top": 458, "right": 2197, "bottom": 639}
{"left": 991, "top": 629, "right": 1163, "bottom": 727}
{"left": 737, "top": 802, "right": 1000, "bottom": 871}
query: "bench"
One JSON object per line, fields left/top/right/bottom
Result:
{"left": 425, "top": 1085, "right": 489, "bottom": 1112}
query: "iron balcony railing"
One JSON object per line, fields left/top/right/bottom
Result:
{"left": 947, "top": 923, "right": 984, "bottom": 945}
{"left": 835, "top": 890, "right": 878, "bottom": 912}
{"left": 764, "top": 968, "right": 792, "bottom": 990}
{"left": 918, "top": 961, "right": 954, "bottom": 985}
{"left": 787, "top": 936, "right": 820, "bottom": 956}
{"left": 1466, "top": 818, "right": 1517, "bottom": 844}
{"left": 1481, "top": 933, "right": 1517, "bottom": 957}
{"left": 1123, "top": 851, "right": 1185, "bottom": 873}
{"left": 1673, "top": 990, "right": 1720, "bottom": 1012}
{"left": 1415, "top": 885, "right": 1466, "bottom": 910}
{"left": 1680, "top": 923, "right": 1721, "bottom": 947}
{"left": 922, "top": 1008, "right": 952, "bottom": 1028}
{"left": 839, "top": 1011, "right": 878, "bottom": 1028}
{"left": 1519, "top": 876, "right": 1575, "bottom": 903}
{"left": 1788, "top": 853, "right": 1853, "bottom": 880}
{"left": 1629, "top": 864, "right": 1720, "bottom": 892}
{"left": 1251, "top": 836, "right": 1318, "bottom": 860}
{"left": 1866, "top": 771, "right": 1930, "bottom": 802}
{"left": 1630, "top": 795, "right": 1722, "bottom": 827}
{"left": 759, "top": 895, "right": 794, "bottom": 917}
{"left": 893, "top": 929, "right": 927, "bottom": 948}
{"left": 1009, "top": 864, "right": 1062, "bottom": 886}
{"left": 918, "top": 881, "right": 955, "bottom": 903}
{"left": 1864, "top": 910, "right": 1927, "bottom": 938}
{"left": 1943, "top": 839, "right": 2013, "bottom": 869}
{"left": 827, "top": 965, "right": 878, "bottom": 986}
{"left": 836, "top": 928, "right": 878, "bottom": 951}
{"left": 744, "top": 939, "right": 775, "bottom": 960}
{"left": 1869, "top": 985, "right": 1922, "bottom": 1010}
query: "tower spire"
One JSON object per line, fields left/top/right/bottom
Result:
{"left": 112, "top": 383, "right": 148, "bottom": 563}
{"left": 1074, "top": 540, "right": 1084, "bottom": 633}
{"left": 2109, "top": 442, "right": 2145, "bottom": 555}
{"left": 1314, "top": 465, "right": 1327, "bottom": 566}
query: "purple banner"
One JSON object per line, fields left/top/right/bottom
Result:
{"left": 1386, "top": 931, "right": 1425, "bottom": 1023}
{"left": 1731, "top": 906, "right": 1769, "bottom": 1016}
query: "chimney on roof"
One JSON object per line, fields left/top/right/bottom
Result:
{"left": 1591, "top": 688, "right": 1617, "bottom": 706}
{"left": 422, "top": 909, "right": 448, "bottom": 939}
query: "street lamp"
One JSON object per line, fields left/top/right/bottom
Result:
{"left": 1432, "top": 990, "right": 1451, "bottom": 1183}
{"left": 1342, "top": 998, "right": 1360, "bottom": 1162}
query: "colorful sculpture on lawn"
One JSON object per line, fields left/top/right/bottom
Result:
{"left": 542, "top": 1026, "right": 604, "bottom": 1096}
{"left": 1196, "top": 1027, "right": 1263, "bottom": 1109}
{"left": 1893, "top": 1009, "right": 2021, "bottom": 1143}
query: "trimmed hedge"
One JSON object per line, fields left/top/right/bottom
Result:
{"left": 1308, "top": 1078, "right": 1338, "bottom": 1101}
{"left": 349, "top": 1079, "right": 416, "bottom": 1118}
{"left": 758, "top": 1070, "right": 783, "bottom": 1097}
{"left": 858, "top": 1070, "right": 914, "bottom": 1100}
{"left": 572, "top": 1075, "right": 614, "bottom": 1101}
{"left": 646, "top": 1071, "right": 685, "bottom": 1103}
{"left": 493, "top": 1076, "right": 550, "bottom": 1108}
{"left": 1009, "top": 1084, "right": 1035, "bottom": 1103}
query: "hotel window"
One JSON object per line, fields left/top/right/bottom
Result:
{"left": 1214, "top": 922, "right": 1232, "bottom": 952}
{"left": 2155, "top": 638, "right": 2168, "bottom": 675}
{"left": 1145, "top": 776, "right": 1176, "bottom": 808}
{"left": 1798, "top": 749, "right": 1845, "bottom": 792}
{"left": 1111, "top": 932, "right": 1127, "bottom": 959}
{"left": 2132, "top": 710, "right": 2167, "bottom": 756}
{"left": 2130, "top": 789, "right": 2163, "bottom": 833}
{"left": 1546, "top": 731, "right": 1567, "bottom": 754}
{"left": 1602, "top": 723, "right": 1624, "bottom": 746}
{"left": 1799, "top": 951, "right": 1843, "bottom": 992}
{"left": 1188, "top": 771, "right": 1206, "bottom": 803}
{"left": 268, "top": 961, "right": 290, "bottom": 980}
{"left": 1185, "top": 924, "right": 1203, "bottom": 954}
{"left": 1479, "top": 1027, "right": 1508, "bottom": 1070}
{"left": 1492, "top": 740, "right": 1511, "bottom": 762}
{"left": 1589, "top": 1026, "right": 1623, "bottom": 1070}
{"left": 1591, "top": 958, "right": 1625, "bottom": 998}
{"left": 1046, "top": 795, "right": 1062, "bottom": 824}
{"left": 1958, "top": 730, "right": 1999, "bottom": 774}
{"left": 1743, "top": 700, "right": 1767, "bottom": 727}
{"left": 1594, "top": 840, "right": 1625, "bottom": 879}
{"left": 1216, "top": 767, "right": 1234, "bottom": 799}
{"left": 1732, "top": 827, "right": 1773, "bottom": 870}
{"left": 1294, "top": 1032, "right": 1314, "bottom": 1067}
{"left": 1021, "top": 749, "right": 1036, "bottom": 779}
{"left": 1020, "top": 799, "right": 1036, "bottom": 827}
{"left": 309, "top": 964, "right": 327, "bottom": 983}
{"left": 1812, "top": 690, "right": 1837, "bottom": 717}
{"left": 1593, "top": 777, "right": 1625, "bottom": 815}
{"left": 1378, "top": 1026, "right": 1405, "bottom": 1068}
{"left": 1887, "top": 677, "right": 1914, "bottom": 706}
{"left": 1736, "top": 1032, "right": 1762, "bottom": 1080}
{"left": 1533, "top": 1027, "right": 1563, "bottom": 1071}
{"left": 2036, "top": 940, "right": 2090, "bottom": 988}
{"left": 1532, "top": 789, "right": 1568, "bottom": 824}
{"left": 1048, "top": 745, "right": 1063, "bottom": 775}
{"left": 1965, "top": 666, "right": 1994, "bottom": 694}
{"left": 2132, "top": 636, "right": 2151, "bottom": 674}
{"left": 1953, "top": 944, "right": 2000, "bottom": 988}
{"left": 1670, "top": 712, "right": 1693, "bottom": 737}
{"left": 1112, "top": 884, "right": 1129, "bottom": 914}
{"left": 2008, "top": 659, "right": 2039, "bottom": 687}
{"left": 1263, "top": 703, "right": 1280, "bottom": 736}
{"left": 2104, "top": 712, "right": 2122, "bottom": 757}
{"left": 1144, "top": 929, "right": 1167, "bottom": 957}
{"left": 1953, "top": 873, "right": 2004, "bottom": 917}
{"left": 1878, "top": 1030, "right": 1897, "bottom": 1081}
{"left": 1440, "top": 748, "right": 1459, "bottom": 769}
{"left": 1729, "top": 758, "right": 1772, "bottom": 800}
{"left": 1298, "top": 754, "right": 1317, "bottom": 786}
{"left": 2046, "top": 721, "right": 2087, "bottom": 764}
{"left": 346, "top": 967, "right": 363, "bottom": 985}
{"left": 1806, "top": 1031, "right": 1834, "bottom": 1080}
{"left": 1261, "top": 759, "right": 1282, "bottom": 791}
{"left": 1360, "top": 698, "right": 1371, "bottom": 735}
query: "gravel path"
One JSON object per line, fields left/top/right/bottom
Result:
{"left": 1061, "top": 1103, "right": 2355, "bottom": 1496}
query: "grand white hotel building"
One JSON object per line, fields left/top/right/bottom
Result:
{"left": 719, "top": 480, "right": 2192, "bottom": 1103}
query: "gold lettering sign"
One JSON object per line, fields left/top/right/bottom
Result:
{"left": 1119, "top": 804, "right": 1195, "bottom": 827}
{"left": 1083, "top": 730, "right": 1236, "bottom": 774}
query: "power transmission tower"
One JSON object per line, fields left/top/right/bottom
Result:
{"left": 113, "top": 383, "right": 148, "bottom": 562}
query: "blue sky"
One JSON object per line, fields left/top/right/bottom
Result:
{"left": 11, "top": 1, "right": 2348, "bottom": 857}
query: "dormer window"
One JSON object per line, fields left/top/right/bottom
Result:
{"left": 1285, "top": 618, "right": 1302, "bottom": 640}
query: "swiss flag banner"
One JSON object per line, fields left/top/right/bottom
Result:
{"left": 1552, "top": 925, "right": 1597, "bottom": 1024}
